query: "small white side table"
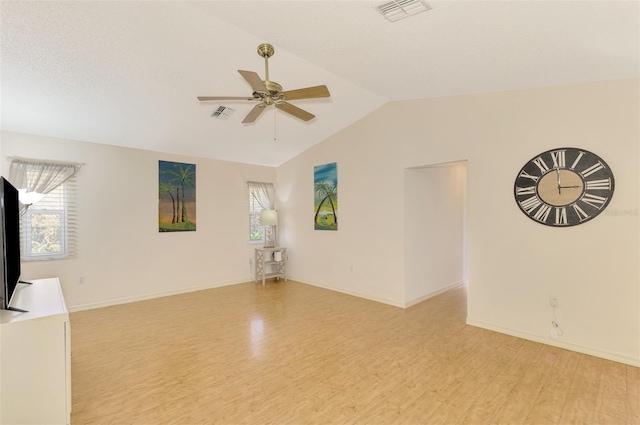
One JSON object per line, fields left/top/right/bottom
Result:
{"left": 255, "top": 247, "right": 287, "bottom": 285}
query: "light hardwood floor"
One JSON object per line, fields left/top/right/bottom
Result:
{"left": 70, "top": 281, "right": 639, "bottom": 424}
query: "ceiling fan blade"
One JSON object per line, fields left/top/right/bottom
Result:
{"left": 197, "top": 96, "right": 255, "bottom": 101}
{"left": 277, "top": 102, "right": 315, "bottom": 122}
{"left": 238, "top": 70, "right": 268, "bottom": 93}
{"left": 281, "top": 85, "right": 330, "bottom": 101}
{"left": 243, "top": 104, "right": 267, "bottom": 123}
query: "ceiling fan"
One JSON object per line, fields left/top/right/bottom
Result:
{"left": 198, "top": 43, "right": 330, "bottom": 124}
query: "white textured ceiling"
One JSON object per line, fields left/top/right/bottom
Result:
{"left": 1, "top": 1, "right": 638, "bottom": 166}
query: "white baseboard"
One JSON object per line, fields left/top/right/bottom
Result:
{"left": 404, "top": 281, "right": 467, "bottom": 308}
{"left": 67, "top": 279, "right": 248, "bottom": 312}
{"left": 288, "top": 277, "right": 467, "bottom": 309}
{"left": 466, "top": 319, "right": 640, "bottom": 367}
{"left": 290, "top": 276, "right": 406, "bottom": 308}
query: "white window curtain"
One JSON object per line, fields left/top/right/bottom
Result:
{"left": 248, "top": 181, "right": 274, "bottom": 210}
{"left": 9, "top": 159, "right": 79, "bottom": 216}
{"left": 8, "top": 159, "right": 81, "bottom": 260}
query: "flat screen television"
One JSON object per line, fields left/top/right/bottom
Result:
{"left": 1, "top": 176, "right": 25, "bottom": 312}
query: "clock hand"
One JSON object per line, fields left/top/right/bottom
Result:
{"left": 559, "top": 185, "right": 580, "bottom": 189}
{"left": 556, "top": 167, "right": 561, "bottom": 194}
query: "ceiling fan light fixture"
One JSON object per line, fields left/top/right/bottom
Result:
{"left": 377, "top": 0, "right": 432, "bottom": 22}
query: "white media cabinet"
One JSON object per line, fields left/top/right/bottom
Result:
{"left": 0, "top": 277, "right": 71, "bottom": 425}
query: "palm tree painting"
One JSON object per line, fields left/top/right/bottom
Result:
{"left": 314, "top": 162, "right": 338, "bottom": 231}
{"left": 158, "top": 160, "right": 196, "bottom": 232}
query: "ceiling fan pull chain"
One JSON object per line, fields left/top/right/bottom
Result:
{"left": 273, "top": 107, "right": 277, "bottom": 141}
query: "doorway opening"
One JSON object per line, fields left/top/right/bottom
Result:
{"left": 404, "top": 160, "right": 468, "bottom": 307}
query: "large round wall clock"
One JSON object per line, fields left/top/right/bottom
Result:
{"left": 514, "top": 147, "right": 614, "bottom": 227}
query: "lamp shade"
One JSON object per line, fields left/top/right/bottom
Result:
{"left": 260, "top": 209, "right": 278, "bottom": 226}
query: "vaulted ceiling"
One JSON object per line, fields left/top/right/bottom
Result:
{"left": 1, "top": 1, "right": 638, "bottom": 166}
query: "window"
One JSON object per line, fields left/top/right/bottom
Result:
{"left": 9, "top": 159, "right": 79, "bottom": 261}
{"left": 22, "top": 179, "right": 76, "bottom": 259}
{"left": 249, "top": 189, "right": 263, "bottom": 242}
{"left": 247, "top": 182, "right": 274, "bottom": 242}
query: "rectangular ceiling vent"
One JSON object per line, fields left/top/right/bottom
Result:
{"left": 211, "top": 106, "right": 235, "bottom": 120}
{"left": 377, "top": 0, "right": 432, "bottom": 22}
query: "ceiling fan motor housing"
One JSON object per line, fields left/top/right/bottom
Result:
{"left": 264, "top": 81, "right": 283, "bottom": 96}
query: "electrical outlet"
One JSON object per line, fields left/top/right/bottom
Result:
{"left": 550, "top": 329, "right": 559, "bottom": 339}
{"left": 549, "top": 295, "right": 558, "bottom": 308}
{"left": 78, "top": 275, "right": 85, "bottom": 285}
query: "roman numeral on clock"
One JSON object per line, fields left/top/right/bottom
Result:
{"left": 532, "top": 203, "right": 552, "bottom": 222}
{"left": 555, "top": 207, "right": 568, "bottom": 225}
{"left": 518, "top": 170, "right": 539, "bottom": 182}
{"left": 570, "top": 151, "right": 585, "bottom": 170}
{"left": 551, "top": 150, "right": 566, "bottom": 169}
{"left": 515, "top": 186, "right": 536, "bottom": 196}
{"left": 519, "top": 196, "right": 542, "bottom": 214}
{"left": 580, "top": 162, "right": 605, "bottom": 178}
{"left": 581, "top": 193, "right": 607, "bottom": 209}
{"left": 532, "top": 156, "right": 550, "bottom": 174}
{"left": 585, "top": 178, "right": 611, "bottom": 190}
{"left": 572, "top": 203, "right": 590, "bottom": 221}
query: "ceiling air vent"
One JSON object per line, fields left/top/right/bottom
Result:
{"left": 211, "top": 106, "right": 235, "bottom": 120}
{"left": 377, "top": 0, "right": 432, "bottom": 22}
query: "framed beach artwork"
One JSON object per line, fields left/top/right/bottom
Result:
{"left": 314, "top": 162, "right": 338, "bottom": 231}
{"left": 158, "top": 160, "right": 196, "bottom": 232}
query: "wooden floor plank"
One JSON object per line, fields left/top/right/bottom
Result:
{"left": 523, "top": 348, "right": 581, "bottom": 425}
{"left": 69, "top": 280, "right": 635, "bottom": 424}
{"left": 455, "top": 338, "right": 541, "bottom": 425}
{"left": 489, "top": 344, "right": 560, "bottom": 425}
{"left": 593, "top": 360, "right": 629, "bottom": 425}
{"left": 627, "top": 364, "right": 640, "bottom": 425}
{"left": 558, "top": 353, "right": 604, "bottom": 424}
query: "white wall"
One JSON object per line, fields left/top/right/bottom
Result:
{"left": 277, "top": 122, "right": 409, "bottom": 306}
{"left": 277, "top": 79, "right": 640, "bottom": 366}
{"left": 405, "top": 162, "right": 467, "bottom": 306}
{"left": 1, "top": 131, "right": 276, "bottom": 310}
